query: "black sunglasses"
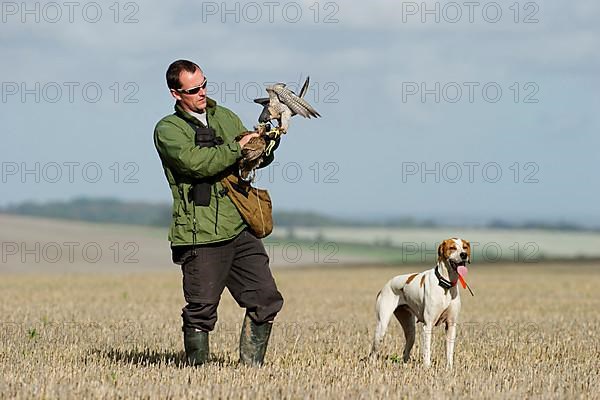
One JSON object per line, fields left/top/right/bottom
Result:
{"left": 176, "top": 78, "right": 208, "bottom": 95}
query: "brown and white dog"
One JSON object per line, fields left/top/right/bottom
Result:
{"left": 370, "top": 238, "right": 471, "bottom": 369}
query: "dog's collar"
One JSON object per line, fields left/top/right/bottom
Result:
{"left": 435, "top": 265, "right": 456, "bottom": 289}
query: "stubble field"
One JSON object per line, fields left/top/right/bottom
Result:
{"left": 0, "top": 262, "right": 598, "bottom": 399}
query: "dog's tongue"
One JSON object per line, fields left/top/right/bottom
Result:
{"left": 457, "top": 265, "right": 468, "bottom": 277}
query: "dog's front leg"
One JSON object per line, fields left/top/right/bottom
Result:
{"left": 445, "top": 321, "right": 457, "bottom": 370}
{"left": 422, "top": 323, "right": 433, "bottom": 367}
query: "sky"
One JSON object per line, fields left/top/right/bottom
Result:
{"left": 1, "top": 0, "right": 599, "bottom": 225}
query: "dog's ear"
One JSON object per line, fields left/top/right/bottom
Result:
{"left": 437, "top": 241, "right": 446, "bottom": 263}
{"left": 464, "top": 240, "right": 471, "bottom": 264}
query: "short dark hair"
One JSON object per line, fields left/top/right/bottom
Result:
{"left": 166, "top": 60, "right": 200, "bottom": 90}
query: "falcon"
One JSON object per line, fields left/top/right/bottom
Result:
{"left": 237, "top": 77, "right": 322, "bottom": 181}
{"left": 253, "top": 76, "right": 321, "bottom": 133}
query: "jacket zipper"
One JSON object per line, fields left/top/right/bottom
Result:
{"left": 214, "top": 185, "right": 219, "bottom": 235}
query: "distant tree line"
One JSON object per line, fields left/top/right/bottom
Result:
{"left": 2, "top": 198, "right": 172, "bottom": 227}
{"left": 0, "top": 198, "right": 441, "bottom": 228}
{"left": 0, "top": 198, "right": 596, "bottom": 231}
{"left": 1, "top": 198, "right": 433, "bottom": 228}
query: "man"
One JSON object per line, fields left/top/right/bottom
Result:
{"left": 153, "top": 60, "right": 284, "bottom": 367}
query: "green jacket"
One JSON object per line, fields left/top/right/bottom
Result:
{"left": 154, "top": 99, "right": 271, "bottom": 245}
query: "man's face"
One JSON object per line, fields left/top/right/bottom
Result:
{"left": 170, "top": 68, "right": 207, "bottom": 113}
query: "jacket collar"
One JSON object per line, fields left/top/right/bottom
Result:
{"left": 174, "top": 97, "right": 218, "bottom": 126}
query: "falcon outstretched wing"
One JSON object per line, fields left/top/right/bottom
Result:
{"left": 270, "top": 83, "right": 321, "bottom": 119}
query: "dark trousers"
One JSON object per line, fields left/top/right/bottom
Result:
{"left": 172, "top": 230, "right": 284, "bottom": 332}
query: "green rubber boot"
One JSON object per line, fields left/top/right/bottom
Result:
{"left": 239, "top": 313, "right": 273, "bottom": 366}
{"left": 183, "top": 328, "right": 209, "bottom": 366}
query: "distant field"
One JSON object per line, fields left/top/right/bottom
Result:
{"left": 0, "top": 214, "right": 375, "bottom": 272}
{"left": 0, "top": 262, "right": 598, "bottom": 398}
{"left": 271, "top": 226, "right": 600, "bottom": 263}
{"left": 2, "top": 215, "right": 599, "bottom": 275}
